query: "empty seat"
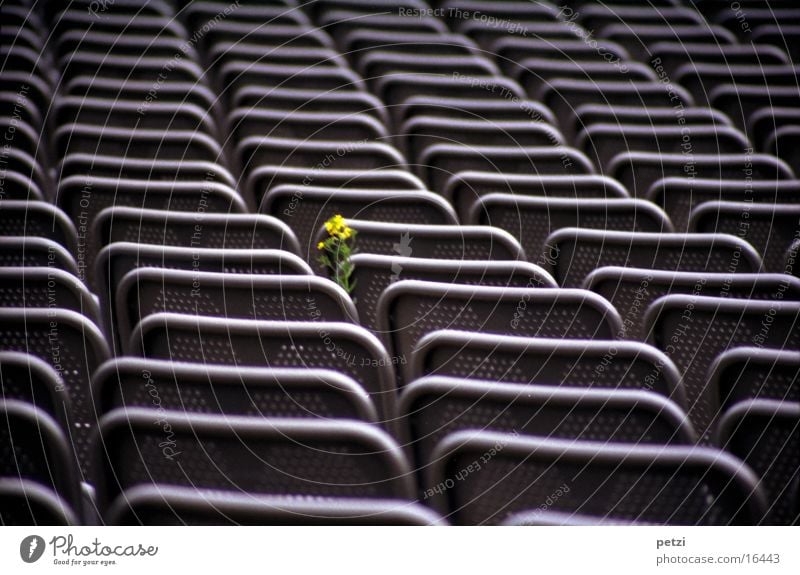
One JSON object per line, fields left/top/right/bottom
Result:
{"left": 585, "top": 269, "right": 800, "bottom": 340}
{"left": 766, "top": 125, "right": 800, "bottom": 175}
{"left": 750, "top": 107, "right": 800, "bottom": 152}
{"left": 227, "top": 109, "right": 386, "bottom": 143}
{"left": 0, "top": 267, "right": 100, "bottom": 323}
{"left": 0, "top": 351, "right": 70, "bottom": 431}
{"left": 471, "top": 196, "right": 673, "bottom": 260}
{"left": 427, "top": 431, "right": 767, "bottom": 525}
{"left": 545, "top": 229, "right": 762, "bottom": 288}
{"left": 708, "top": 347, "right": 800, "bottom": 411}
{"left": 107, "top": 485, "right": 445, "bottom": 526}
{"left": 710, "top": 85, "right": 800, "bottom": 132}
{"left": 646, "top": 295, "right": 800, "bottom": 442}
{"left": 93, "top": 359, "right": 378, "bottom": 424}
{"left": 115, "top": 269, "right": 358, "bottom": 349}
{"left": 0, "top": 237, "right": 78, "bottom": 276}
{"left": 716, "top": 400, "right": 800, "bottom": 525}
{"left": 0, "top": 200, "right": 78, "bottom": 254}
{"left": 0, "top": 478, "right": 78, "bottom": 526}
{"left": 649, "top": 41, "right": 789, "bottom": 77}
{"left": 129, "top": 314, "right": 398, "bottom": 425}
{"left": 93, "top": 410, "right": 415, "bottom": 514}
{"left": 377, "top": 281, "right": 623, "bottom": 386}
{"left": 411, "top": 331, "right": 685, "bottom": 406}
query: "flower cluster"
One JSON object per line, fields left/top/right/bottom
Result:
{"left": 317, "top": 214, "right": 357, "bottom": 293}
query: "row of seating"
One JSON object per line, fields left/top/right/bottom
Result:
{"left": 1, "top": 0, "right": 798, "bottom": 526}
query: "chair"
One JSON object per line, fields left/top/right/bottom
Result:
{"left": 0, "top": 170, "right": 44, "bottom": 201}
{"left": 400, "top": 376, "right": 696, "bottom": 484}
{"left": 689, "top": 202, "right": 800, "bottom": 272}
{"left": 93, "top": 207, "right": 301, "bottom": 257}
{"left": 444, "top": 173, "right": 629, "bottom": 222}
{"left": 93, "top": 358, "right": 378, "bottom": 424}
{"left": 222, "top": 62, "right": 362, "bottom": 96}
{"left": 573, "top": 104, "right": 732, "bottom": 137}
{"left": 115, "top": 269, "right": 358, "bottom": 349}
{"left": 129, "top": 314, "right": 398, "bottom": 425}
{"left": 411, "top": 331, "right": 685, "bottom": 406}
{"left": 0, "top": 351, "right": 70, "bottom": 431}
{"left": 585, "top": 269, "right": 800, "bottom": 340}
{"left": 710, "top": 85, "right": 800, "bottom": 133}
{"left": 766, "top": 125, "right": 800, "bottom": 175}
{"left": 675, "top": 64, "right": 800, "bottom": 105}
{"left": 398, "top": 95, "right": 555, "bottom": 128}
{"left": 0, "top": 478, "right": 79, "bottom": 526}
{"left": 93, "top": 409, "right": 415, "bottom": 513}
{"left": 350, "top": 255, "right": 556, "bottom": 331}
{"left": 599, "top": 23, "right": 736, "bottom": 62}
{"left": 227, "top": 108, "right": 386, "bottom": 143}
{"left": 261, "top": 187, "right": 457, "bottom": 259}
{"left": 106, "top": 485, "right": 445, "bottom": 526}
{"left": 0, "top": 237, "right": 79, "bottom": 276}
{"left": 648, "top": 178, "right": 800, "bottom": 233}
{"left": 470, "top": 196, "right": 673, "bottom": 261}
{"left": 427, "top": 431, "right": 767, "bottom": 525}
{"left": 517, "top": 59, "right": 655, "bottom": 101}
{"left": 545, "top": 229, "right": 762, "bottom": 288}
{"left": 377, "top": 281, "right": 623, "bottom": 387}
{"left": 0, "top": 400, "right": 81, "bottom": 514}
{"left": 716, "top": 400, "right": 800, "bottom": 525}
{"left": 609, "top": 152, "right": 795, "bottom": 199}
{"left": 491, "top": 38, "right": 631, "bottom": 79}
{"left": 646, "top": 295, "right": 800, "bottom": 443}
{"left": 649, "top": 41, "right": 788, "bottom": 77}
{"left": 707, "top": 347, "right": 800, "bottom": 412}
{"left": 749, "top": 107, "right": 800, "bottom": 151}
{"left": 0, "top": 200, "right": 78, "bottom": 254}
{"left": 0, "top": 267, "right": 100, "bottom": 323}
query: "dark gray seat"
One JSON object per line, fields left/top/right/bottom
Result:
{"left": 0, "top": 200, "right": 78, "bottom": 254}
{"left": 428, "top": 431, "right": 766, "bottom": 525}
{"left": 0, "top": 267, "right": 100, "bottom": 323}
{"left": 0, "top": 351, "right": 70, "bottom": 432}
{"left": 0, "top": 478, "right": 78, "bottom": 526}
{"left": 0, "top": 237, "right": 78, "bottom": 276}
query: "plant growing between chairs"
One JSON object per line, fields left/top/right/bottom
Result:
{"left": 318, "top": 214, "right": 358, "bottom": 294}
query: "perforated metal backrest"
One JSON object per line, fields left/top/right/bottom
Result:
{"left": 0, "top": 400, "right": 81, "bottom": 512}
{"left": 649, "top": 42, "right": 788, "bottom": 77}
{"left": 378, "top": 281, "right": 623, "bottom": 387}
{"left": 711, "top": 85, "right": 800, "bottom": 133}
{"left": 690, "top": 202, "right": 800, "bottom": 272}
{"left": 418, "top": 144, "right": 595, "bottom": 194}
{"left": 647, "top": 178, "right": 800, "bottom": 233}
{"left": 223, "top": 62, "right": 361, "bottom": 96}
{"left": 398, "top": 95, "right": 555, "bottom": 128}
{"left": 0, "top": 267, "right": 99, "bottom": 323}
{"left": 401, "top": 376, "right": 695, "bottom": 484}
{"left": 573, "top": 104, "right": 732, "bottom": 137}
{"left": 601, "top": 23, "right": 736, "bottom": 62}
{"left": 227, "top": 108, "right": 385, "bottom": 144}
{"left": 359, "top": 52, "right": 497, "bottom": 84}
{"left": 95, "top": 242, "right": 311, "bottom": 342}
{"left": 261, "top": 187, "right": 457, "bottom": 259}
{"left": 646, "top": 295, "right": 800, "bottom": 443}
{"left": 0, "top": 309, "right": 110, "bottom": 476}
{"left": 491, "top": 37, "right": 630, "bottom": 79}
{"left": 93, "top": 409, "right": 415, "bottom": 512}
{"left": 0, "top": 171, "right": 44, "bottom": 201}
{"left": 750, "top": 107, "right": 800, "bottom": 151}
{"left": 350, "top": 255, "right": 556, "bottom": 332}
{"left": 116, "top": 269, "right": 358, "bottom": 349}
{"left": 129, "top": 314, "right": 398, "bottom": 425}
{"left": 94, "top": 206, "right": 300, "bottom": 258}
{"left": 444, "top": 173, "right": 629, "bottom": 222}
{"left": 0, "top": 200, "right": 78, "bottom": 254}
{"left": 411, "top": 330, "right": 684, "bottom": 406}
{"left": 0, "top": 237, "right": 78, "bottom": 276}
{"left": 93, "top": 358, "right": 378, "bottom": 424}
{"left": 472, "top": 196, "right": 673, "bottom": 261}
{"left": 716, "top": 400, "right": 800, "bottom": 525}
{"left": 428, "top": 431, "right": 767, "bottom": 525}
{"left": 106, "top": 485, "right": 446, "bottom": 526}
{"left": 585, "top": 268, "right": 800, "bottom": 340}
{"left": 517, "top": 59, "right": 655, "bottom": 100}
{"left": 609, "top": 152, "right": 795, "bottom": 199}
{"left": 546, "top": 229, "right": 763, "bottom": 288}
{"left": 0, "top": 478, "right": 78, "bottom": 526}
{"left": 0, "top": 352, "right": 70, "bottom": 431}
{"left": 708, "top": 347, "right": 800, "bottom": 412}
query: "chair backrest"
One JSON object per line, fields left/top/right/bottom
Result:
{"left": 585, "top": 268, "right": 800, "bottom": 340}
{"left": 428, "top": 431, "right": 767, "bottom": 525}
{"left": 646, "top": 295, "right": 800, "bottom": 443}
{"left": 716, "top": 399, "right": 800, "bottom": 525}
{"left": 94, "top": 207, "right": 301, "bottom": 257}
{"left": 0, "top": 200, "right": 78, "bottom": 253}
{"left": 411, "top": 330, "right": 685, "bottom": 406}
{"left": 401, "top": 376, "right": 696, "bottom": 482}
{"left": 689, "top": 202, "right": 800, "bottom": 272}
{"left": 129, "top": 314, "right": 398, "bottom": 426}
{"left": 261, "top": 186, "right": 457, "bottom": 259}
{"left": 0, "top": 399, "right": 81, "bottom": 512}
{"left": 0, "top": 267, "right": 100, "bottom": 323}
{"left": 116, "top": 269, "right": 358, "bottom": 351}
{"left": 546, "top": 229, "right": 763, "bottom": 287}
{"left": 378, "top": 281, "right": 623, "bottom": 387}
{"left": 444, "top": 172, "right": 629, "bottom": 222}
{"left": 707, "top": 347, "right": 800, "bottom": 412}
{"left": 93, "top": 409, "right": 415, "bottom": 512}
{"left": 93, "top": 358, "right": 378, "bottom": 424}
{"left": 0, "top": 478, "right": 78, "bottom": 526}
{"left": 501, "top": 509, "right": 643, "bottom": 526}
{"left": 106, "top": 485, "right": 446, "bottom": 525}
{"left": 0, "top": 351, "right": 70, "bottom": 431}
{"left": 350, "top": 255, "right": 556, "bottom": 332}
{"left": 471, "top": 196, "right": 673, "bottom": 260}
{"left": 0, "top": 237, "right": 78, "bottom": 276}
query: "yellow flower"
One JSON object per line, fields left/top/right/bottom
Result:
{"left": 317, "top": 241, "right": 325, "bottom": 250}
